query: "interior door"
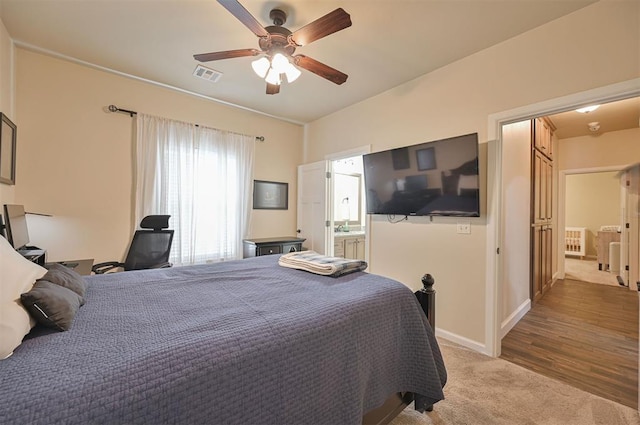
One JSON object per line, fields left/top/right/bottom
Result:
{"left": 297, "top": 161, "right": 329, "bottom": 254}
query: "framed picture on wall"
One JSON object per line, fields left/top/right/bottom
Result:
{"left": 391, "top": 147, "right": 410, "bottom": 170}
{"left": 0, "top": 113, "right": 17, "bottom": 185}
{"left": 416, "top": 147, "right": 436, "bottom": 171}
{"left": 253, "top": 180, "right": 288, "bottom": 210}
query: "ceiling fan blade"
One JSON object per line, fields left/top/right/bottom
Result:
{"left": 290, "top": 8, "right": 352, "bottom": 46}
{"left": 266, "top": 83, "right": 280, "bottom": 95}
{"left": 217, "top": 0, "right": 269, "bottom": 37}
{"left": 194, "top": 48, "right": 260, "bottom": 62}
{"left": 294, "top": 55, "right": 348, "bottom": 85}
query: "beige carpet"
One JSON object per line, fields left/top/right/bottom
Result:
{"left": 564, "top": 257, "right": 620, "bottom": 286}
{"left": 390, "top": 340, "right": 640, "bottom": 425}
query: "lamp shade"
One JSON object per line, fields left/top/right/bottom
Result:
{"left": 284, "top": 63, "right": 302, "bottom": 83}
{"left": 252, "top": 53, "right": 299, "bottom": 87}
{"left": 265, "top": 68, "right": 281, "bottom": 85}
{"left": 271, "top": 53, "right": 290, "bottom": 74}
{"left": 251, "top": 57, "right": 270, "bottom": 78}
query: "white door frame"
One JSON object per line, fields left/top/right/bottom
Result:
{"left": 557, "top": 166, "right": 627, "bottom": 283}
{"left": 556, "top": 165, "right": 625, "bottom": 279}
{"left": 625, "top": 164, "right": 640, "bottom": 292}
{"left": 486, "top": 78, "right": 640, "bottom": 358}
{"left": 325, "top": 145, "right": 371, "bottom": 261}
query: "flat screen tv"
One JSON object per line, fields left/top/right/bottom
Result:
{"left": 3, "top": 204, "right": 30, "bottom": 249}
{"left": 363, "top": 133, "right": 480, "bottom": 217}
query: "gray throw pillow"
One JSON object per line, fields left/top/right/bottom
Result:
{"left": 20, "top": 281, "right": 82, "bottom": 331}
{"left": 39, "top": 263, "right": 86, "bottom": 305}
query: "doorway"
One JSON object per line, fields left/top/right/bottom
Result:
{"left": 562, "top": 170, "right": 625, "bottom": 286}
{"left": 496, "top": 91, "right": 640, "bottom": 408}
{"left": 492, "top": 86, "right": 640, "bottom": 353}
{"left": 330, "top": 156, "right": 367, "bottom": 259}
{"left": 296, "top": 146, "right": 371, "bottom": 260}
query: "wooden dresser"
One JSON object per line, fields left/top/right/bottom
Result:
{"left": 242, "top": 237, "right": 306, "bottom": 258}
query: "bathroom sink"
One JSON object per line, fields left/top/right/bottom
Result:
{"left": 334, "top": 230, "right": 365, "bottom": 236}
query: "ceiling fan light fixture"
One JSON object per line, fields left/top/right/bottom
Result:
{"left": 251, "top": 57, "right": 270, "bottom": 78}
{"left": 195, "top": 2, "right": 352, "bottom": 94}
{"left": 265, "top": 68, "right": 281, "bottom": 85}
{"left": 284, "top": 63, "right": 302, "bottom": 83}
{"left": 271, "top": 53, "right": 290, "bottom": 74}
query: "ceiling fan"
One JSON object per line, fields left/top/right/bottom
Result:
{"left": 194, "top": 0, "right": 352, "bottom": 95}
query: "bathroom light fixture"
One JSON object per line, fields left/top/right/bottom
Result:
{"left": 251, "top": 53, "right": 302, "bottom": 86}
{"left": 575, "top": 105, "right": 600, "bottom": 113}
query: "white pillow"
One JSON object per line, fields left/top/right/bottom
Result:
{"left": 0, "top": 236, "right": 47, "bottom": 359}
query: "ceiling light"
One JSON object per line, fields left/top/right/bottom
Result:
{"left": 265, "top": 68, "right": 281, "bottom": 85}
{"left": 576, "top": 105, "right": 600, "bottom": 113}
{"left": 271, "top": 53, "right": 290, "bottom": 74}
{"left": 251, "top": 54, "right": 301, "bottom": 87}
{"left": 251, "top": 57, "right": 270, "bottom": 78}
{"left": 284, "top": 63, "right": 302, "bottom": 83}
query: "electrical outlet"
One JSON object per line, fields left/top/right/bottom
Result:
{"left": 457, "top": 222, "right": 471, "bottom": 234}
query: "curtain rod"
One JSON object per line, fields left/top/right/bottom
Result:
{"left": 107, "top": 105, "right": 265, "bottom": 142}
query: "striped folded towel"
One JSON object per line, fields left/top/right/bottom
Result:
{"left": 278, "top": 251, "right": 368, "bottom": 277}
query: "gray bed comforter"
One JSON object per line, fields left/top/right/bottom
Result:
{"left": 0, "top": 255, "right": 446, "bottom": 425}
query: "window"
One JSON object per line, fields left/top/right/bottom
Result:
{"left": 136, "top": 114, "right": 255, "bottom": 265}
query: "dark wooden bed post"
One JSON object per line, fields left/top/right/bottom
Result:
{"left": 415, "top": 274, "right": 436, "bottom": 330}
{"left": 363, "top": 274, "right": 437, "bottom": 425}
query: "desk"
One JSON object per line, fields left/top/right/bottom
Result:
{"left": 46, "top": 259, "right": 94, "bottom": 276}
{"left": 19, "top": 248, "right": 46, "bottom": 266}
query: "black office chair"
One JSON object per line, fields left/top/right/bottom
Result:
{"left": 92, "top": 215, "right": 174, "bottom": 274}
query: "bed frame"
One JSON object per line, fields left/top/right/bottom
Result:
{"left": 362, "top": 274, "right": 437, "bottom": 425}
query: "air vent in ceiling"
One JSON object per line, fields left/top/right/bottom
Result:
{"left": 193, "top": 64, "right": 222, "bottom": 83}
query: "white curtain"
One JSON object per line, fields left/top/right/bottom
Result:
{"left": 135, "top": 113, "right": 255, "bottom": 266}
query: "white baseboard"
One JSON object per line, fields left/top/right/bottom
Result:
{"left": 500, "top": 299, "right": 531, "bottom": 339}
{"left": 435, "top": 297, "right": 530, "bottom": 357}
{"left": 435, "top": 328, "right": 490, "bottom": 356}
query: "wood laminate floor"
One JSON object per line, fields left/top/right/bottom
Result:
{"left": 500, "top": 278, "right": 638, "bottom": 409}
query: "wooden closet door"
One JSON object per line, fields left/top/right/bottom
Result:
{"left": 530, "top": 117, "right": 554, "bottom": 304}
{"left": 532, "top": 226, "right": 543, "bottom": 302}
{"left": 544, "top": 157, "right": 553, "bottom": 222}
{"left": 534, "top": 117, "right": 553, "bottom": 158}
{"left": 542, "top": 225, "right": 553, "bottom": 293}
{"left": 532, "top": 150, "right": 552, "bottom": 224}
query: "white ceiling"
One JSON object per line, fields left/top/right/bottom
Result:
{"left": 1, "top": 0, "right": 638, "bottom": 137}
{"left": 546, "top": 96, "right": 640, "bottom": 139}
{"left": 0, "top": 0, "right": 605, "bottom": 125}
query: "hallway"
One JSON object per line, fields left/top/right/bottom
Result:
{"left": 501, "top": 278, "right": 638, "bottom": 409}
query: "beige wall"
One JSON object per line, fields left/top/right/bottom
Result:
{"left": 557, "top": 128, "right": 640, "bottom": 171}
{"left": 305, "top": 1, "right": 639, "bottom": 348}
{"left": 558, "top": 127, "right": 640, "bottom": 259}
{"left": 14, "top": 48, "right": 303, "bottom": 263}
{"left": 500, "top": 121, "right": 532, "bottom": 333}
{"left": 0, "top": 19, "right": 14, "bottom": 204}
{"left": 4, "top": 1, "right": 639, "bottom": 352}
{"left": 565, "top": 172, "right": 620, "bottom": 257}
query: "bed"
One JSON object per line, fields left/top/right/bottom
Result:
{"left": 0, "top": 253, "right": 446, "bottom": 425}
